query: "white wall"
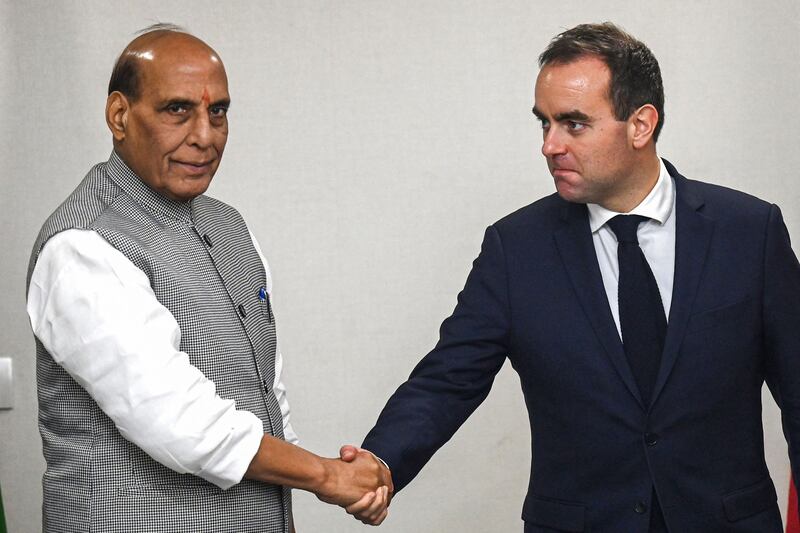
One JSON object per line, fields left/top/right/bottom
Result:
{"left": 2, "top": 1, "right": 799, "bottom": 531}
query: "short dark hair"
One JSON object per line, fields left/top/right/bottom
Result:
{"left": 107, "top": 23, "right": 187, "bottom": 100}
{"left": 539, "top": 22, "right": 665, "bottom": 142}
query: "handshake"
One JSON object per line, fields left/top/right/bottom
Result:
{"left": 245, "top": 437, "right": 393, "bottom": 526}
{"left": 315, "top": 445, "right": 394, "bottom": 526}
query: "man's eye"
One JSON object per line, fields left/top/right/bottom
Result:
{"left": 210, "top": 106, "right": 228, "bottom": 118}
{"left": 567, "top": 121, "right": 586, "bottom": 131}
{"left": 538, "top": 119, "right": 550, "bottom": 130}
{"left": 167, "top": 103, "right": 188, "bottom": 114}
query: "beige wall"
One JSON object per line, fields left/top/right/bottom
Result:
{"left": 2, "top": 1, "right": 799, "bottom": 531}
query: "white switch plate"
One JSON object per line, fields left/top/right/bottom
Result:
{"left": 0, "top": 357, "right": 12, "bottom": 409}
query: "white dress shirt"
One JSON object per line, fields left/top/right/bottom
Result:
{"left": 27, "top": 228, "right": 298, "bottom": 490}
{"left": 587, "top": 160, "right": 676, "bottom": 336}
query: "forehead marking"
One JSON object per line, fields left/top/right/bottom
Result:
{"left": 201, "top": 87, "right": 210, "bottom": 106}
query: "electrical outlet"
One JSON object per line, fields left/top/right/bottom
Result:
{"left": 0, "top": 357, "right": 12, "bottom": 409}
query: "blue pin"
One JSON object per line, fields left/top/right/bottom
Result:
{"left": 258, "top": 287, "right": 267, "bottom": 301}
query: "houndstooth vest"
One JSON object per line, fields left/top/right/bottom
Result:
{"left": 27, "top": 152, "right": 290, "bottom": 532}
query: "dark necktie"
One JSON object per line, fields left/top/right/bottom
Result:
{"left": 607, "top": 215, "right": 667, "bottom": 406}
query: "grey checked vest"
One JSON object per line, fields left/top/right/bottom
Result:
{"left": 27, "top": 152, "right": 290, "bottom": 532}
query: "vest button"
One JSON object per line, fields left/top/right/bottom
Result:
{"left": 634, "top": 501, "right": 647, "bottom": 514}
{"left": 202, "top": 233, "right": 213, "bottom": 247}
{"left": 645, "top": 433, "right": 659, "bottom": 446}
{"left": 237, "top": 304, "right": 247, "bottom": 318}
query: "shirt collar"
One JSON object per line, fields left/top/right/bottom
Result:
{"left": 106, "top": 151, "right": 194, "bottom": 224}
{"left": 587, "top": 159, "right": 674, "bottom": 233}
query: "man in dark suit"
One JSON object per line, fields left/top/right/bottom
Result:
{"left": 345, "top": 22, "right": 800, "bottom": 532}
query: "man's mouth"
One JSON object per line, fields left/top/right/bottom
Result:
{"left": 552, "top": 167, "right": 577, "bottom": 178}
{"left": 174, "top": 160, "right": 214, "bottom": 175}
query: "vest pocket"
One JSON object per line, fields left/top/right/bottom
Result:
{"left": 522, "top": 494, "right": 586, "bottom": 532}
{"left": 722, "top": 476, "right": 777, "bottom": 522}
{"left": 128, "top": 444, "right": 212, "bottom": 491}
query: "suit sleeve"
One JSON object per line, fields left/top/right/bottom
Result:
{"left": 761, "top": 205, "right": 800, "bottom": 490}
{"left": 362, "top": 225, "right": 511, "bottom": 491}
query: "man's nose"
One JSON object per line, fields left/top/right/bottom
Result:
{"left": 187, "top": 112, "right": 213, "bottom": 148}
{"left": 541, "top": 128, "right": 566, "bottom": 158}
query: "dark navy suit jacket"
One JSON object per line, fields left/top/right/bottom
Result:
{"left": 363, "top": 161, "right": 800, "bottom": 532}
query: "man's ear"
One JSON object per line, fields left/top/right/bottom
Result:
{"left": 629, "top": 104, "right": 658, "bottom": 149}
{"left": 106, "top": 91, "right": 130, "bottom": 142}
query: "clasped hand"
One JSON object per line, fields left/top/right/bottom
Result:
{"left": 316, "top": 445, "right": 393, "bottom": 526}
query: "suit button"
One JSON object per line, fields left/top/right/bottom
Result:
{"left": 238, "top": 304, "right": 247, "bottom": 318}
{"left": 645, "top": 433, "right": 659, "bottom": 446}
{"left": 634, "top": 501, "right": 647, "bottom": 514}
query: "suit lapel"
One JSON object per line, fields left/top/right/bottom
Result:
{"left": 554, "top": 202, "right": 645, "bottom": 409}
{"left": 650, "top": 162, "right": 715, "bottom": 407}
